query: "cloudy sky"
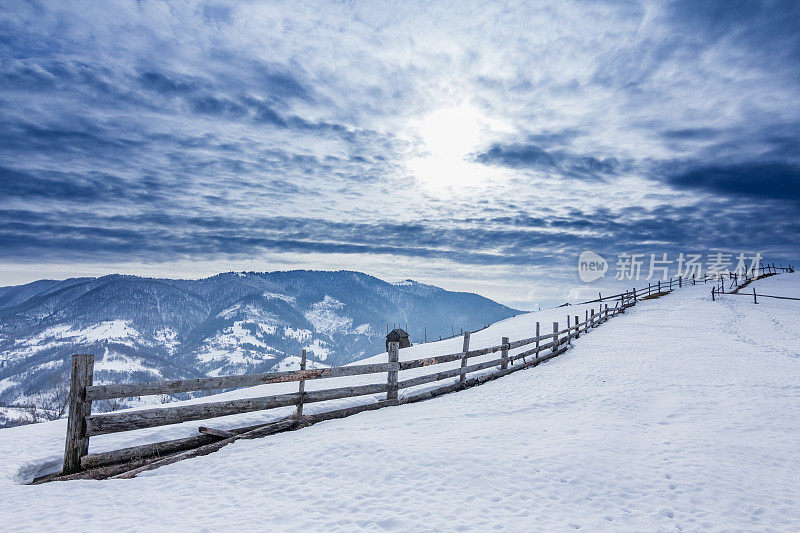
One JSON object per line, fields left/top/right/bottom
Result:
{"left": 1, "top": 0, "right": 798, "bottom": 308}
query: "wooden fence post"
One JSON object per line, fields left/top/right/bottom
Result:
{"left": 753, "top": 287, "right": 758, "bottom": 304}
{"left": 296, "top": 349, "right": 307, "bottom": 418}
{"left": 590, "top": 309, "right": 595, "bottom": 328}
{"left": 459, "top": 332, "right": 470, "bottom": 388}
{"left": 679, "top": 276, "right": 682, "bottom": 288}
{"left": 552, "top": 322, "right": 559, "bottom": 353}
{"left": 574, "top": 315, "right": 580, "bottom": 338}
{"left": 63, "top": 353, "right": 94, "bottom": 475}
{"left": 711, "top": 287, "right": 716, "bottom": 301}
{"left": 387, "top": 342, "right": 399, "bottom": 405}
{"left": 501, "top": 336, "right": 509, "bottom": 369}
{"left": 566, "top": 316, "right": 571, "bottom": 344}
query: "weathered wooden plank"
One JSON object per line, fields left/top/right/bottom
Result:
{"left": 465, "top": 344, "right": 503, "bottom": 358}
{"left": 112, "top": 418, "right": 301, "bottom": 479}
{"left": 397, "top": 356, "right": 505, "bottom": 390}
{"left": 510, "top": 343, "right": 540, "bottom": 362}
{"left": 399, "top": 352, "right": 463, "bottom": 371}
{"left": 198, "top": 426, "right": 236, "bottom": 438}
{"left": 62, "top": 354, "right": 94, "bottom": 475}
{"left": 36, "top": 454, "right": 183, "bottom": 484}
{"left": 85, "top": 362, "right": 392, "bottom": 401}
{"left": 507, "top": 332, "right": 551, "bottom": 350}
{"left": 401, "top": 381, "right": 461, "bottom": 403}
{"left": 74, "top": 403, "right": 392, "bottom": 479}
{"left": 386, "top": 342, "right": 399, "bottom": 404}
{"left": 397, "top": 366, "right": 462, "bottom": 389}
{"left": 552, "top": 322, "right": 559, "bottom": 353}
{"left": 296, "top": 349, "right": 307, "bottom": 418}
{"left": 86, "top": 393, "right": 299, "bottom": 436}
{"left": 82, "top": 401, "right": 393, "bottom": 472}
{"left": 82, "top": 433, "right": 225, "bottom": 470}
{"left": 459, "top": 332, "right": 470, "bottom": 387}
{"left": 566, "top": 316, "right": 572, "bottom": 345}
{"left": 304, "top": 400, "right": 388, "bottom": 424}
{"left": 86, "top": 382, "right": 388, "bottom": 436}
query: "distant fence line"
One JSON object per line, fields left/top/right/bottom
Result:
{"left": 49, "top": 266, "right": 792, "bottom": 482}
{"left": 711, "top": 265, "right": 796, "bottom": 303}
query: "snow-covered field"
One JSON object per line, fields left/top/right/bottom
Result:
{"left": 1, "top": 273, "right": 799, "bottom": 531}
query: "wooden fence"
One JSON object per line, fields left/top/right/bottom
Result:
{"left": 711, "top": 265, "right": 796, "bottom": 303}
{"left": 54, "top": 265, "right": 792, "bottom": 480}
{"left": 579, "top": 264, "right": 793, "bottom": 306}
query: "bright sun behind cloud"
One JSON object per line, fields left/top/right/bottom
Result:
{"left": 406, "top": 103, "right": 508, "bottom": 189}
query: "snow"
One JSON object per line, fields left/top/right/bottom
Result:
{"left": 262, "top": 291, "right": 296, "bottom": 303}
{"left": 1, "top": 320, "right": 144, "bottom": 364}
{"left": 304, "top": 296, "right": 353, "bottom": 335}
{"left": 284, "top": 326, "right": 313, "bottom": 342}
{"left": 273, "top": 355, "right": 329, "bottom": 372}
{"left": 0, "top": 377, "right": 16, "bottom": 394}
{"left": 217, "top": 303, "right": 280, "bottom": 322}
{"left": 153, "top": 328, "right": 180, "bottom": 354}
{"left": 353, "top": 323, "right": 372, "bottom": 335}
{"left": 1, "top": 274, "right": 799, "bottom": 530}
{"left": 194, "top": 321, "right": 281, "bottom": 367}
{"left": 303, "top": 338, "right": 332, "bottom": 360}
{"left": 94, "top": 349, "right": 161, "bottom": 378}
{"left": 0, "top": 406, "right": 30, "bottom": 425}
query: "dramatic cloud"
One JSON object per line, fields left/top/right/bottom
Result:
{"left": 0, "top": 0, "right": 798, "bottom": 308}
{"left": 474, "top": 144, "right": 625, "bottom": 180}
{"left": 666, "top": 163, "right": 800, "bottom": 203}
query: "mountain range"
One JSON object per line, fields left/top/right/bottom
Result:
{"left": 0, "top": 270, "right": 519, "bottom": 423}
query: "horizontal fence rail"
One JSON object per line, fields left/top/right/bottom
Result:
{"left": 85, "top": 362, "right": 394, "bottom": 401}
{"left": 55, "top": 267, "right": 792, "bottom": 478}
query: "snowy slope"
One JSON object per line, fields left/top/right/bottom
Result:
{"left": 1, "top": 274, "right": 799, "bottom": 531}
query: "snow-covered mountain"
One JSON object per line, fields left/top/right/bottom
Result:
{"left": 0, "top": 270, "right": 518, "bottom": 420}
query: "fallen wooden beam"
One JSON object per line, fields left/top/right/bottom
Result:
{"left": 111, "top": 418, "right": 300, "bottom": 479}
{"left": 110, "top": 402, "right": 392, "bottom": 479}
{"left": 198, "top": 426, "right": 236, "bottom": 438}
{"left": 81, "top": 422, "right": 270, "bottom": 470}
{"left": 41, "top": 402, "right": 392, "bottom": 482}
